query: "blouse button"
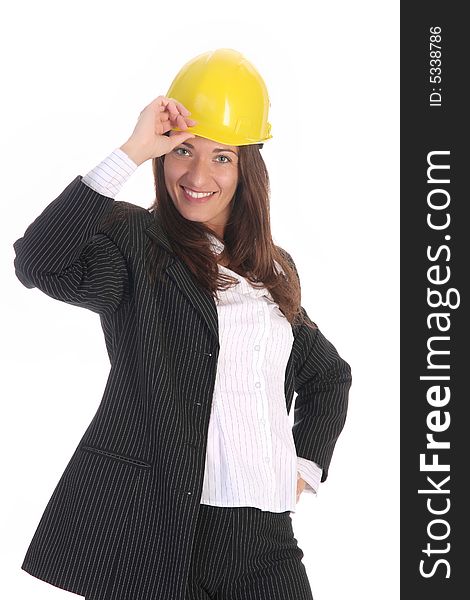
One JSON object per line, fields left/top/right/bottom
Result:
{"left": 254, "top": 345, "right": 260, "bottom": 351}
{"left": 255, "top": 381, "right": 261, "bottom": 388}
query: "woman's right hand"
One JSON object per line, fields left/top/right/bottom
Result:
{"left": 119, "top": 96, "right": 198, "bottom": 166}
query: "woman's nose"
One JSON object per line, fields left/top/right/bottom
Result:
{"left": 185, "top": 157, "right": 214, "bottom": 189}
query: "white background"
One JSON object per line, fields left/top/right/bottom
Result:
{"left": 1, "top": 1, "right": 399, "bottom": 599}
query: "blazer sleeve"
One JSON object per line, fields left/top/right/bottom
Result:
{"left": 282, "top": 248, "right": 352, "bottom": 483}
{"left": 13, "top": 175, "right": 130, "bottom": 316}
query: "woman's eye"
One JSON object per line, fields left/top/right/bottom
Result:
{"left": 173, "top": 148, "right": 231, "bottom": 163}
{"left": 174, "top": 147, "right": 190, "bottom": 156}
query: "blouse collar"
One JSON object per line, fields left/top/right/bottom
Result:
{"left": 205, "top": 233, "right": 275, "bottom": 301}
{"left": 206, "top": 232, "right": 224, "bottom": 255}
{"left": 207, "top": 233, "right": 284, "bottom": 302}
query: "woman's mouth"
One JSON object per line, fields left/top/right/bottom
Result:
{"left": 181, "top": 186, "right": 217, "bottom": 204}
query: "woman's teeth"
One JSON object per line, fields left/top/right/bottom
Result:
{"left": 183, "top": 186, "right": 215, "bottom": 199}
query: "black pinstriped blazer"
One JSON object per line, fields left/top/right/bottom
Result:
{"left": 13, "top": 175, "right": 352, "bottom": 600}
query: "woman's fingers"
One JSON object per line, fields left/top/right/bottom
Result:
{"left": 296, "top": 477, "right": 306, "bottom": 503}
{"left": 157, "top": 116, "right": 197, "bottom": 136}
{"left": 151, "top": 95, "right": 190, "bottom": 116}
{"left": 177, "top": 113, "right": 191, "bottom": 129}
{"left": 157, "top": 97, "right": 193, "bottom": 123}
{"left": 159, "top": 97, "right": 182, "bottom": 119}
{"left": 155, "top": 96, "right": 197, "bottom": 133}
{"left": 170, "top": 97, "right": 191, "bottom": 116}
{"left": 166, "top": 113, "right": 197, "bottom": 129}
{"left": 154, "top": 96, "right": 198, "bottom": 135}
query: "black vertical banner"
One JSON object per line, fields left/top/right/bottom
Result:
{"left": 401, "top": 3, "right": 467, "bottom": 598}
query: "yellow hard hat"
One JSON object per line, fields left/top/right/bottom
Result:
{"left": 166, "top": 48, "right": 272, "bottom": 147}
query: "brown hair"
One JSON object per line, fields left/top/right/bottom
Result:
{"left": 144, "top": 140, "right": 316, "bottom": 330}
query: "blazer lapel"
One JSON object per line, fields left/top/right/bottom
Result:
{"left": 144, "top": 215, "right": 219, "bottom": 344}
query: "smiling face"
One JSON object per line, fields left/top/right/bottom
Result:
{"left": 163, "top": 132, "right": 240, "bottom": 239}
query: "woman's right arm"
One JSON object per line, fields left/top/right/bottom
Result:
{"left": 13, "top": 172, "right": 132, "bottom": 315}
{"left": 13, "top": 96, "right": 198, "bottom": 315}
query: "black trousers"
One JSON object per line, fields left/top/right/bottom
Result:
{"left": 185, "top": 503, "right": 314, "bottom": 600}
{"left": 86, "top": 504, "right": 314, "bottom": 600}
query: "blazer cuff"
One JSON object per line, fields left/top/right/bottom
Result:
{"left": 297, "top": 456, "right": 323, "bottom": 495}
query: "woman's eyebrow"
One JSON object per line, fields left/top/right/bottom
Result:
{"left": 181, "top": 141, "right": 238, "bottom": 156}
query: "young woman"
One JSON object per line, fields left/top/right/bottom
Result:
{"left": 13, "top": 49, "right": 352, "bottom": 600}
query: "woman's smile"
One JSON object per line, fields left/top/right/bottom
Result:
{"left": 180, "top": 185, "right": 217, "bottom": 203}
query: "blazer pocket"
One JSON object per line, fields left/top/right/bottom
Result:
{"left": 80, "top": 445, "right": 152, "bottom": 469}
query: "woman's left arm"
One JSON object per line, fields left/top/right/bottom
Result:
{"left": 292, "top": 314, "right": 352, "bottom": 483}
{"left": 279, "top": 246, "right": 352, "bottom": 483}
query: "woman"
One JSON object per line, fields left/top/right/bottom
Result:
{"left": 13, "top": 49, "right": 352, "bottom": 600}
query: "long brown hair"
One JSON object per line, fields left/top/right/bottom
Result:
{"left": 145, "top": 140, "right": 316, "bottom": 330}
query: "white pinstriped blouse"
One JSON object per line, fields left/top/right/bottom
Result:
{"left": 81, "top": 148, "right": 322, "bottom": 513}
